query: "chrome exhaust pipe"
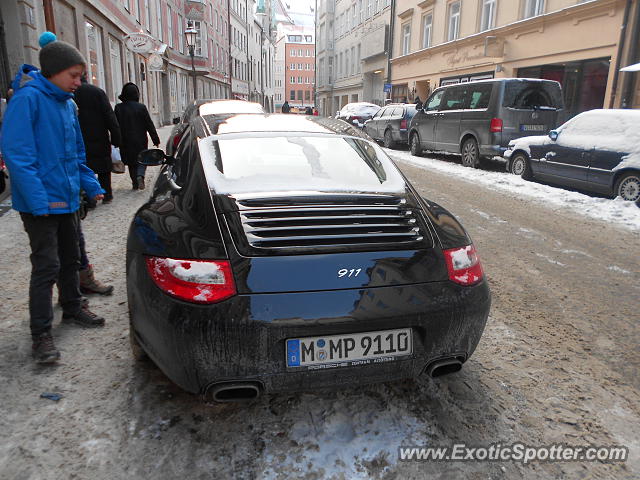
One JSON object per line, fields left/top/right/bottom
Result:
{"left": 426, "top": 357, "right": 463, "bottom": 378}
{"left": 205, "top": 382, "right": 261, "bottom": 403}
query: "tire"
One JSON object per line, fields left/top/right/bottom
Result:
{"left": 410, "top": 133, "right": 422, "bottom": 157}
{"left": 129, "top": 323, "right": 149, "bottom": 361}
{"left": 383, "top": 129, "right": 396, "bottom": 149}
{"left": 614, "top": 172, "right": 640, "bottom": 202}
{"left": 461, "top": 138, "right": 480, "bottom": 168}
{"left": 510, "top": 152, "right": 532, "bottom": 180}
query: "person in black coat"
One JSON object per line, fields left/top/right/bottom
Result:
{"left": 114, "top": 83, "right": 160, "bottom": 190}
{"left": 281, "top": 100, "right": 291, "bottom": 113}
{"left": 74, "top": 77, "right": 121, "bottom": 202}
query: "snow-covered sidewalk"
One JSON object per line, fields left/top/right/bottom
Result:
{"left": 386, "top": 148, "right": 640, "bottom": 231}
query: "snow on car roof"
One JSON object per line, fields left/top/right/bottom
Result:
{"left": 209, "top": 114, "right": 371, "bottom": 137}
{"left": 199, "top": 100, "right": 264, "bottom": 116}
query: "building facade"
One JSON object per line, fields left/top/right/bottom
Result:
{"left": 0, "top": 0, "right": 282, "bottom": 127}
{"left": 284, "top": 29, "right": 315, "bottom": 111}
{"left": 248, "top": 2, "right": 276, "bottom": 112}
{"left": 316, "top": 0, "right": 392, "bottom": 116}
{"left": 391, "top": 0, "right": 640, "bottom": 117}
{"left": 229, "top": 0, "right": 249, "bottom": 99}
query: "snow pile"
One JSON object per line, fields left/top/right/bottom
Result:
{"left": 386, "top": 149, "right": 640, "bottom": 231}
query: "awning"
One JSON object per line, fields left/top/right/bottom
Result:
{"left": 620, "top": 62, "right": 640, "bottom": 72}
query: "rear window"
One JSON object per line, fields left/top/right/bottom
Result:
{"left": 502, "top": 80, "right": 563, "bottom": 110}
{"left": 200, "top": 135, "right": 406, "bottom": 194}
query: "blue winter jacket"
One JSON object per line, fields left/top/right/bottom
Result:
{"left": 0, "top": 68, "right": 103, "bottom": 215}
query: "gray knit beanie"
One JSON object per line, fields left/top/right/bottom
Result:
{"left": 38, "top": 32, "right": 86, "bottom": 78}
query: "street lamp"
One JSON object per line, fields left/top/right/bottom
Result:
{"left": 184, "top": 23, "right": 198, "bottom": 100}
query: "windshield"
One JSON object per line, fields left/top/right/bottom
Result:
{"left": 199, "top": 134, "right": 406, "bottom": 195}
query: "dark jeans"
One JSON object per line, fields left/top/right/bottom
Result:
{"left": 97, "top": 172, "right": 112, "bottom": 199}
{"left": 78, "top": 222, "right": 89, "bottom": 270}
{"left": 20, "top": 213, "right": 83, "bottom": 337}
{"left": 127, "top": 163, "right": 147, "bottom": 188}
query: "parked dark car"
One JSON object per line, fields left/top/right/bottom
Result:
{"left": 409, "top": 78, "right": 564, "bottom": 167}
{"left": 336, "top": 102, "right": 381, "bottom": 128}
{"left": 165, "top": 99, "right": 264, "bottom": 155}
{"left": 504, "top": 109, "right": 640, "bottom": 202}
{"left": 127, "top": 114, "right": 491, "bottom": 402}
{"left": 364, "top": 103, "right": 419, "bottom": 148}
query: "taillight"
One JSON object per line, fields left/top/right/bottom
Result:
{"left": 443, "top": 245, "right": 484, "bottom": 286}
{"left": 400, "top": 119, "right": 408, "bottom": 129}
{"left": 490, "top": 118, "right": 503, "bottom": 133}
{"left": 145, "top": 257, "right": 236, "bottom": 304}
{"left": 172, "top": 133, "right": 182, "bottom": 149}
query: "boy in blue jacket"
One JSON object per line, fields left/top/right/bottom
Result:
{"left": 1, "top": 33, "right": 108, "bottom": 364}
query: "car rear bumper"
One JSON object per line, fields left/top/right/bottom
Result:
{"left": 480, "top": 144, "right": 507, "bottom": 158}
{"left": 395, "top": 129, "right": 409, "bottom": 144}
{"left": 127, "top": 254, "right": 491, "bottom": 395}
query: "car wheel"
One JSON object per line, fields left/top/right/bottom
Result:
{"left": 410, "top": 133, "right": 422, "bottom": 157}
{"left": 461, "top": 138, "right": 480, "bottom": 168}
{"left": 614, "top": 172, "right": 640, "bottom": 202}
{"left": 383, "top": 129, "right": 396, "bottom": 149}
{"left": 129, "top": 323, "right": 149, "bottom": 361}
{"left": 510, "top": 152, "right": 532, "bottom": 180}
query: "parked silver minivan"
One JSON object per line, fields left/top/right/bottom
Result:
{"left": 408, "top": 78, "right": 564, "bottom": 167}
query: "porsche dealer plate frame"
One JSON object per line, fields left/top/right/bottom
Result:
{"left": 286, "top": 328, "right": 413, "bottom": 369}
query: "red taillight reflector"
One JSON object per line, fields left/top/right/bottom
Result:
{"left": 172, "top": 133, "right": 182, "bottom": 149}
{"left": 490, "top": 118, "right": 503, "bottom": 133}
{"left": 145, "top": 257, "right": 236, "bottom": 304}
{"left": 400, "top": 119, "right": 408, "bottom": 129}
{"left": 443, "top": 245, "right": 484, "bottom": 286}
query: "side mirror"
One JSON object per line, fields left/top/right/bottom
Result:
{"left": 548, "top": 130, "right": 559, "bottom": 141}
{"left": 138, "top": 148, "right": 171, "bottom": 166}
{"left": 172, "top": 117, "right": 180, "bottom": 125}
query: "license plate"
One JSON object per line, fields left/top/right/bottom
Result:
{"left": 520, "top": 124, "right": 545, "bottom": 132}
{"left": 286, "top": 328, "right": 412, "bottom": 369}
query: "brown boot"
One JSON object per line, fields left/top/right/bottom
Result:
{"left": 79, "top": 265, "right": 114, "bottom": 295}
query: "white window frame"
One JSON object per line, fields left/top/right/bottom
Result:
{"left": 448, "top": 1, "right": 461, "bottom": 42}
{"left": 156, "top": 0, "right": 163, "bottom": 41}
{"left": 167, "top": 6, "right": 173, "bottom": 48}
{"left": 85, "top": 19, "right": 106, "bottom": 89}
{"left": 108, "top": 35, "right": 123, "bottom": 103}
{"left": 524, "top": 0, "right": 545, "bottom": 18}
{"left": 480, "top": 0, "right": 496, "bottom": 31}
{"left": 401, "top": 23, "right": 411, "bottom": 56}
{"left": 421, "top": 12, "right": 433, "bottom": 49}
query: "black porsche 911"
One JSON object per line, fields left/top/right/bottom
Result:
{"left": 127, "top": 113, "right": 491, "bottom": 402}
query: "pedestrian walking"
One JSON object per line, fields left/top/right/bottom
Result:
{"left": 281, "top": 100, "right": 291, "bottom": 113}
{"left": 74, "top": 76, "right": 121, "bottom": 203}
{"left": 0, "top": 32, "right": 107, "bottom": 364}
{"left": 114, "top": 83, "right": 160, "bottom": 190}
{"left": 414, "top": 96, "right": 423, "bottom": 110}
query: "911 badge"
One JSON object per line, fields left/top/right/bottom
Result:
{"left": 338, "top": 268, "right": 362, "bottom": 278}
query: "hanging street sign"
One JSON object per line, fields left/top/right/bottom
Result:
{"left": 147, "top": 53, "right": 164, "bottom": 72}
{"left": 123, "top": 32, "right": 156, "bottom": 54}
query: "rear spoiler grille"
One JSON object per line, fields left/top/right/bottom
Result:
{"left": 225, "top": 198, "right": 431, "bottom": 255}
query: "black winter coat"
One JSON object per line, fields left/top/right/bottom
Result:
{"left": 74, "top": 82, "right": 121, "bottom": 174}
{"left": 114, "top": 83, "right": 160, "bottom": 166}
